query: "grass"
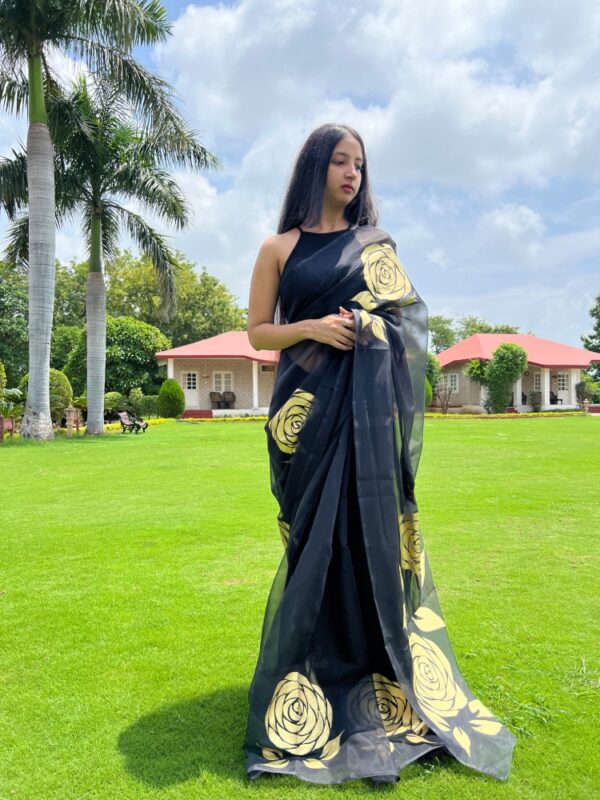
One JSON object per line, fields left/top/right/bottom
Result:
{"left": 0, "top": 417, "right": 598, "bottom": 799}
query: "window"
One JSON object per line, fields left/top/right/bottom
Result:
{"left": 557, "top": 372, "right": 569, "bottom": 391}
{"left": 260, "top": 364, "right": 275, "bottom": 373}
{"left": 533, "top": 372, "right": 541, "bottom": 391}
{"left": 184, "top": 372, "right": 197, "bottom": 390}
{"left": 214, "top": 372, "right": 233, "bottom": 392}
{"left": 440, "top": 372, "right": 458, "bottom": 392}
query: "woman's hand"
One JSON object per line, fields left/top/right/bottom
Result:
{"left": 309, "top": 305, "right": 356, "bottom": 350}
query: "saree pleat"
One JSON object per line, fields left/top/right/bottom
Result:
{"left": 243, "top": 225, "right": 516, "bottom": 784}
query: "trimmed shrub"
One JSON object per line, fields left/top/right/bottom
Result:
{"left": 424, "top": 376, "right": 432, "bottom": 408}
{"left": 128, "top": 387, "right": 144, "bottom": 416}
{"left": 139, "top": 394, "right": 159, "bottom": 418}
{"left": 529, "top": 390, "right": 542, "bottom": 412}
{"left": 426, "top": 353, "right": 442, "bottom": 395}
{"left": 158, "top": 379, "right": 185, "bottom": 418}
{"left": 19, "top": 368, "right": 73, "bottom": 423}
{"left": 104, "top": 391, "right": 128, "bottom": 413}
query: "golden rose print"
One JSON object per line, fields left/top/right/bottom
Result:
{"left": 268, "top": 389, "right": 315, "bottom": 454}
{"left": 408, "top": 632, "right": 468, "bottom": 733}
{"left": 260, "top": 746, "right": 289, "bottom": 769}
{"left": 362, "top": 242, "right": 413, "bottom": 300}
{"left": 347, "top": 673, "right": 428, "bottom": 738}
{"left": 265, "top": 671, "right": 333, "bottom": 756}
{"left": 452, "top": 725, "right": 472, "bottom": 755}
{"left": 277, "top": 513, "right": 290, "bottom": 547}
{"left": 399, "top": 512, "right": 424, "bottom": 585}
{"left": 467, "top": 698, "right": 504, "bottom": 736}
{"left": 358, "top": 310, "right": 388, "bottom": 344}
{"left": 413, "top": 606, "right": 446, "bottom": 632}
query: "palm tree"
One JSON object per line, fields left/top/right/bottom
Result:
{"left": 1, "top": 74, "right": 220, "bottom": 434}
{"left": 0, "top": 0, "right": 186, "bottom": 439}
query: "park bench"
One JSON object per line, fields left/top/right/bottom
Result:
{"left": 116, "top": 411, "right": 149, "bottom": 434}
{"left": 0, "top": 415, "right": 16, "bottom": 442}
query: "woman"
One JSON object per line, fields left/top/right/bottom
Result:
{"left": 242, "top": 123, "right": 516, "bottom": 786}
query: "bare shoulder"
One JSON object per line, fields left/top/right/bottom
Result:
{"left": 259, "top": 229, "right": 301, "bottom": 278}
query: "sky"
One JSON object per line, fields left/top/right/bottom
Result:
{"left": 1, "top": 0, "right": 600, "bottom": 348}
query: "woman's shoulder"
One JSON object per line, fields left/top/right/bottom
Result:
{"left": 356, "top": 223, "right": 396, "bottom": 246}
{"left": 261, "top": 228, "right": 300, "bottom": 249}
{"left": 259, "top": 229, "right": 302, "bottom": 278}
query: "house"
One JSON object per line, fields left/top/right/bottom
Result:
{"left": 433, "top": 333, "right": 600, "bottom": 412}
{"left": 155, "top": 331, "right": 278, "bottom": 417}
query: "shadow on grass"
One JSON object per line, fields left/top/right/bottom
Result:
{"left": 117, "top": 686, "right": 474, "bottom": 789}
{"left": 118, "top": 687, "right": 250, "bottom": 787}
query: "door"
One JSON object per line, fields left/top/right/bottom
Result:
{"left": 556, "top": 371, "right": 569, "bottom": 404}
{"left": 183, "top": 372, "right": 199, "bottom": 408}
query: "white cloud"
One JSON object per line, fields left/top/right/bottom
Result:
{"left": 1, "top": 0, "right": 599, "bottom": 348}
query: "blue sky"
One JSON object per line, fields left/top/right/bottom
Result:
{"left": 1, "top": 0, "right": 599, "bottom": 348}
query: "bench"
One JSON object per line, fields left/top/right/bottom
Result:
{"left": 0, "top": 415, "right": 16, "bottom": 441}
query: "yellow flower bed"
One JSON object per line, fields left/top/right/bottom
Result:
{"left": 425, "top": 411, "right": 583, "bottom": 419}
{"left": 178, "top": 415, "right": 269, "bottom": 422}
{"left": 103, "top": 417, "right": 171, "bottom": 432}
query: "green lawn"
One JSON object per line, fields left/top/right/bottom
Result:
{"left": 1, "top": 418, "right": 598, "bottom": 799}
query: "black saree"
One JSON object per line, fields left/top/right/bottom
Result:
{"left": 242, "top": 224, "right": 516, "bottom": 785}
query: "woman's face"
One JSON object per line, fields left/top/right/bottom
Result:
{"left": 325, "top": 135, "right": 364, "bottom": 207}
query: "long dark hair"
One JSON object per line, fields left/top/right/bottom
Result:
{"left": 277, "top": 123, "right": 378, "bottom": 233}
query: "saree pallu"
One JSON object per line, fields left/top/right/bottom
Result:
{"left": 243, "top": 224, "right": 516, "bottom": 784}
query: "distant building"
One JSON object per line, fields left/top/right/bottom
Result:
{"left": 156, "top": 331, "right": 277, "bottom": 417}
{"left": 434, "top": 333, "right": 600, "bottom": 411}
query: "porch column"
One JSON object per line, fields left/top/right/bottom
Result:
{"left": 513, "top": 375, "right": 522, "bottom": 407}
{"left": 542, "top": 367, "right": 550, "bottom": 408}
{"left": 570, "top": 368, "right": 579, "bottom": 405}
{"left": 480, "top": 384, "right": 487, "bottom": 407}
{"left": 167, "top": 358, "right": 174, "bottom": 379}
{"left": 252, "top": 360, "right": 259, "bottom": 408}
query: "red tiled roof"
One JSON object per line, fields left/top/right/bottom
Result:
{"left": 436, "top": 333, "right": 600, "bottom": 369}
{"left": 155, "top": 330, "right": 279, "bottom": 362}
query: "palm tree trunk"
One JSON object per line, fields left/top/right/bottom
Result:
{"left": 85, "top": 214, "right": 106, "bottom": 435}
{"left": 20, "top": 51, "right": 55, "bottom": 440}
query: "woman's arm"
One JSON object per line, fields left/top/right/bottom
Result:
{"left": 247, "top": 236, "right": 357, "bottom": 352}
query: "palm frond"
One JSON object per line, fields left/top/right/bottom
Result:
{"left": 59, "top": 36, "right": 180, "bottom": 128}
{"left": 55, "top": 164, "right": 87, "bottom": 222}
{"left": 68, "top": 0, "right": 171, "bottom": 50}
{"left": 134, "top": 126, "right": 222, "bottom": 173}
{"left": 3, "top": 215, "right": 29, "bottom": 272}
{"left": 0, "top": 68, "right": 28, "bottom": 115}
{"left": 47, "top": 79, "right": 96, "bottom": 151}
{"left": 0, "top": 148, "right": 28, "bottom": 219}
{"left": 111, "top": 203, "right": 177, "bottom": 318}
{"left": 100, "top": 203, "right": 120, "bottom": 260}
{"left": 110, "top": 162, "right": 190, "bottom": 227}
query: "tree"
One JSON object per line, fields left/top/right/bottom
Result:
{"left": 428, "top": 315, "right": 456, "bottom": 353}
{"left": 2, "top": 74, "right": 220, "bottom": 433}
{"left": 464, "top": 343, "right": 528, "bottom": 413}
{"left": 0, "top": 271, "right": 28, "bottom": 385}
{"left": 65, "top": 315, "right": 170, "bottom": 395}
{"left": 426, "top": 352, "right": 442, "bottom": 396}
{"left": 455, "top": 315, "right": 522, "bottom": 340}
{"left": 105, "top": 249, "right": 246, "bottom": 344}
{"left": 51, "top": 325, "right": 81, "bottom": 370}
{"left": 581, "top": 291, "right": 600, "bottom": 382}
{"left": 428, "top": 314, "right": 526, "bottom": 355}
{"left": 0, "top": 0, "right": 181, "bottom": 439}
{"left": 54, "top": 260, "right": 87, "bottom": 328}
